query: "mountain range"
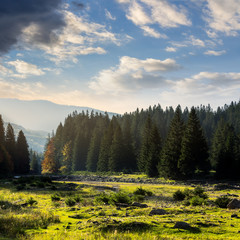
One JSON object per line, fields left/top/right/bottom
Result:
{"left": 0, "top": 98, "right": 118, "bottom": 152}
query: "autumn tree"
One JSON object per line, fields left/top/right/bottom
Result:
{"left": 42, "top": 138, "right": 58, "bottom": 174}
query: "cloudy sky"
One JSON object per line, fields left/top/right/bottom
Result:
{"left": 0, "top": 0, "right": 240, "bottom": 113}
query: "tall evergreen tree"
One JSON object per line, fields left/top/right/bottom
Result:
{"left": 211, "top": 120, "right": 239, "bottom": 179}
{"left": 0, "top": 144, "right": 13, "bottom": 175}
{"left": 60, "top": 141, "right": 73, "bottom": 173}
{"left": 16, "top": 130, "right": 30, "bottom": 174}
{"left": 138, "top": 115, "right": 153, "bottom": 172}
{"left": 109, "top": 124, "right": 124, "bottom": 172}
{"left": 0, "top": 115, "right": 5, "bottom": 145}
{"left": 145, "top": 124, "right": 161, "bottom": 177}
{"left": 158, "top": 106, "right": 184, "bottom": 179}
{"left": 86, "top": 127, "right": 102, "bottom": 172}
{"left": 5, "top": 123, "right": 16, "bottom": 173}
{"left": 178, "top": 107, "right": 209, "bottom": 178}
{"left": 30, "top": 151, "right": 39, "bottom": 174}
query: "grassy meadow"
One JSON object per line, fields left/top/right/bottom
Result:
{"left": 0, "top": 175, "right": 240, "bottom": 239}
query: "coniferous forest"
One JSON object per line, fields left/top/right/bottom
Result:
{"left": 41, "top": 101, "right": 240, "bottom": 180}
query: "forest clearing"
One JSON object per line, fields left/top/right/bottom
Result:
{"left": 1, "top": 175, "right": 240, "bottom": 240}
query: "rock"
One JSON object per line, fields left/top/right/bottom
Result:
{"left": 149, "top": 209, "right": 167, "bottom": 216}
{"left": 115, "top": 203, "right": 129, "bottom": 208}
{"left": 227, "top": 199, "right": 240, "bottom": 209}
{"left": 174, "top": 221, "right": 191, "bottom": 229}
{"left": 132, "top": 202, "right": 148, "bottom": 208}
{"left": 231, "top": 214, "right": 238, "bottom": 218}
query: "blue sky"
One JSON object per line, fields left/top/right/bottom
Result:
{"left": 0, "top": 0, "right": 240, "bottom": 113}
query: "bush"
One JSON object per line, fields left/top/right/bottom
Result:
{"left": 95, "top": 192, "right": 112, "bottom": 205}
{"left": 73, "top": 195, "right": 82, "bottom": 203}
{"left": 215, "top": 196, "right": 231, "bottom": 208}
{"left": 51, "top": 193, "right": 61, "bottom": 202}
{"left": 173, "top": 190, "right": 185, "bottom": 201}
{"left": 133, "top": 187, "right": 153, "bottom": 196}
{"left": 65, "top": 197, "right": 76, "bottom": 207}
{"left": 189, "top": 196, "right": 206, "bottom": 206}
{"left": 111, "top": 191, "right": 132, "bottom": 205}
{"left": 27, "top": 197, "right": 37, "bottom": 206}
{"left": 193, "top": 186, "right": 208, "bottom": 199}
{"left": 132, "top": 194, "right": 145, "bottom": 202}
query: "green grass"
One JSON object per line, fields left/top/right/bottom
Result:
{"left": 0, "top": 176, "right": 240, "bottom": 239}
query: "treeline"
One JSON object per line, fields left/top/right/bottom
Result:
{"left": 42, "top": 101, "right": 240, "bottom": 179}
{"left": 0, "top": 115, "right": 30, "bottom": 176}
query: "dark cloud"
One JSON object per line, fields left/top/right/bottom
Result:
{"left": 0, "top": 0, "right": 66, "bottom": 54}
{"left": 72, "top": 2, "right": 84, "bottom": 9}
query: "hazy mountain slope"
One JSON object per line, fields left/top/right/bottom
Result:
{"left": 3, "top": 121, "right": 48, "bottom": 153}
{"left": 0, "top": 98, "right": 117, "bottom": 132}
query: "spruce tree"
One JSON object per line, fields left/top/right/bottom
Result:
{"left": 109, "top": 124, "right": 124, "bottom": 172}
{"left": 60, "top": 141, "right": 73, "bottom": 173}
{"left": 138, "top": 115, "right": 152, "bottom": 172}
{"left": 145, "top": 124, "right": 161, "bottom": 177}
{"left": 30, "top": 151, "right": 39, "bottom": 174}
{"left": 0, "top": 144, "right": 13, "bottom": 175}
{"left": 158, "top": 105, "right": 184, "bottom": 179}
{"left": 5, "top": 123, "right": 16, "bottom": 173}
{"left": 0, "top": 115, "right": 5, "bottom": 145}
{"left": 86, "top": 127, "right": 102, "bottom": 172}
{"left": 16, "top": 130, "right": 30, "bottom": 174}
{"left": 211, "top": 120, "right": 238, "bottom": 179}
{"left": 178, "top": 107, "right": 209, "bottom": 178}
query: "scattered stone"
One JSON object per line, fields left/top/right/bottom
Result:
{"left": 132, "top": 202, "right": 148, "bottom": 208}
{"left": 174, "top": 221, "right": 191, "bottom": 230}
{"left": 115, "top": 203, "right": 129, "bottom": 208}
{"left": 231, "top": 224, "right": 235, "bottom": 227}
{"left": 227, "top": 199, "right": 240, "bottom": 209}
{"left": 231, "top": 214, "right": 238, "bottom": 218}
{"left": 149, "top": 209, "right": 167, "bottom": 216}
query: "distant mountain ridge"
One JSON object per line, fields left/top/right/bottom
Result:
{"left": 3, "top": 120, "right": 48, "bottom": 153}
{"left": 0, "top": 98, "right": 117, "bottom": 132}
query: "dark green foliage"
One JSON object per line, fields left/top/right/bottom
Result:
{"left": 178, "top": 107, "right": 209, "bottom": 178}
{"left": 0, "top": 114, "right": 4, "bottom": 145}
{"left": 211, "top": 120, "right": 239, "bottom": 179}
{"left": 27, "top": 197, "right": 37, "bottom": 206}
{"left": 95, "top": 192, "right": 112, "bottom": 205}
{"left": 214, "top": 196, "right": 231, "bottom": 208}
{"left": 111, "top": 191, "right": 132, "bottom": 205}
{"left": 0, "top": 144, "right": 13, "bottom": 175}
{"left": 65, "top": 197, "right": 76, "bottom": 207}
{"left": 173, "top": 190, "right": 186, "bottom": 201}
{"left": 158, "top": 105, "right": 184, "bottom": 179}
{"left": 51, "top": 194, "right": 61, "bottom": 201}
{"left": 16, "top": 130, "right": 30, "bottom": 174}
{"left": 133, "top": 187, "right": 153, "bottom": 196}
{"left": 189, "top": 196, "right": 206, "bottom": 206}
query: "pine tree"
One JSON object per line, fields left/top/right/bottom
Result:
{"left": 42, "top": 138, "right": 58, "bottom": 174}
{"left": 109, "top": 124, "right": 124, "bottom": 172}
{"left": 0, "top": 115, "right": 5, "bottom": 145}
{"left": 86, "top": 127, "right": 102, "bottom": 172}
{"left": 138, "top": 115, "right": 152, "bottom": 172}
{"left": 158, "top": 105, "right": 184, "bottom": 179}
{"left": 5, "top": 123, "right": 16, "bottom": 173}
{"left": 16, "top": 130, "right": 30, "bottom": 174}
{"left": 178, "top": 107, "right": 209, "bottom": 178}
{"left": 211, "top": 120, "right": 238, "bottom": 179}
{"left": 145, "top": 124, "right": 161, "bottom": 177}
{"left": 60, "top": 141, "right": 73, "bottom": 173}
{"left": 0, "top": 144, "right": 13, "bottom": 175}
{"left": 30, "top": 151, "right": 39, "bottom": 174}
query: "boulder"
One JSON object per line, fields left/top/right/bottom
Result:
{"left": 174, "top": 221, "right": 191, "bottom": 229}
{"left": 132, "top": 202, "right": 148, "bottom": 208}
{"left": 227, "top": 199, "right": 240, "bottom": 209}
{"left": 149, "top": 209, "right": 167, "bottom": 216}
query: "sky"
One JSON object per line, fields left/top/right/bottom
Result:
{"left": 0, "top": 0, "right": 240, "bottom": 114}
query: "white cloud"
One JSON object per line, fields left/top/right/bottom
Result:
{"left": 89, "top": 56, "right": 180, "bottom": 94}
{"left": 165, "top": 47, "right": 177, "bottom": 52}
{"left": 141, "top": 26, "right": 167, "bottom": 38}
{"left": 105, "top": 9, "right": 116, "bottom": 21}
{"left": 8, "top": 60, "right": 45, "bottom": 78}
{"left": 188, "top": 35, "right": 205, "bottom": 47}
{"left": 20, "top": 10, "right": 130, "bottom": 62}
{"left": 204, "top": 50, "right": 226, "bottom": 56}
{"left": 204, "top": 0, "right": 240, "bottom": 36}
{"left": 118, "top": 0, "right": 191, "bottom": 38}
{"left": 0, "top": 64, "right": 13, "bottom": 75}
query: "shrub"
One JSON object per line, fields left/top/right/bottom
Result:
{"left": 193, "top": 186, "right": 208, "bottom": 199}
{"left": 27, "top": 197, "right": 37, "bottom": 206}
{"left": 95, "top": 192, "right": 112, "bottom": 205}
{"left": 173, "top": 190, "right": 185, "bottom": 201}
{"left": 73, "top": 195, "right": 82, "bottom": 203}
{"left": 65, "top": 197, "right": 76, "bottom": 207}
{"left": 189, "top": 196, "right": 206, "bottom": 206}
{"left": 132, "top": 194, "right": 145, "bottom": 202}
{"left": 215, "top": 196, "right": 231, "bottom": 208}
{"left": 133, "top": 187, "right": 153, "bottom": 196}
{"left": 51, "top": 193, "right": 61, "bottom": 202}
{"left": 111, "top": 191, "right": 132, "bottom": 205}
